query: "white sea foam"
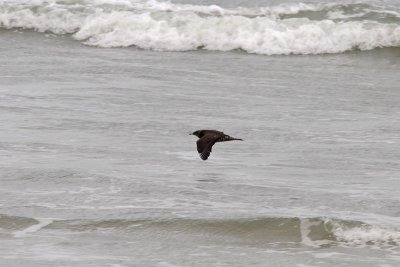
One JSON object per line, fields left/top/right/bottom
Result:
{"left": 14, "top": 218, "right": 54, "bottom": 237}
{"left": 299, "top": 217, "right": 400, "bottom": 248}
{"left": 332, "top": 222, "right": 400, "bottom": 247}
{"left": 1, "top": 0, "right": 400, "bottom": 54}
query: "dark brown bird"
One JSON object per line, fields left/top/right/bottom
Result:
{"left": 190, "top": 130, "right": 243, "bottom": 160}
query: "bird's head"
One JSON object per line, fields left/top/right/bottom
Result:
{"left": 191, "top": 130, "right": 204, "bottom": 138}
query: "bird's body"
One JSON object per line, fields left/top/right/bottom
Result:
{"left": 191, "top": 130, "right": 243, "bottom": 160}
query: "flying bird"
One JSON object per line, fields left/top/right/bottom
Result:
{"left": 190, "top": 130, "right": 243, "bottom": 160}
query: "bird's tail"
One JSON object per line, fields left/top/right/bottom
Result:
{"left": 218, "top": 135, "right": 243, "bottom": 142}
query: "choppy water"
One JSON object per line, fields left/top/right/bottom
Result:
{"left": 1, "top": 0, "right": 400, "bottom": 266}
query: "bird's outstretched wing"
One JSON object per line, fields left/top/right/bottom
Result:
{"left": 196, "top": 134, "right": 219, "bottom": 160}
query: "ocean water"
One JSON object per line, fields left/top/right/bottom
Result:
{"left": 1, "top": 0, "right": 400, "bottom": 266}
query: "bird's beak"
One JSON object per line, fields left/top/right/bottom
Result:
{"left": 189, "top": 133, "right": 193, "bottom": 135}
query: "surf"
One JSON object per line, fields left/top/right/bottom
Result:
{"left": 2, "top": 214, "right": 399, "bottom": 249}
{"left": 1, "top": 0, "right": 400, "bottom": 55}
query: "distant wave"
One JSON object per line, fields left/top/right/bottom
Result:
{"left": 1, "top": 0, "right": 400, "bottom": 54}
{"left": 1, "top": 214, "right": 399, "bottom": 248}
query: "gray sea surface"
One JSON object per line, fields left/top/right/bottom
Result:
{"left": 1, "top": 1, "right": 400, "bottom": 265}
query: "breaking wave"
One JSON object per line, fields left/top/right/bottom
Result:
{"left": 1, "top": 0, "right": 400, "bottom": 54}
{"left": 1, "top": 214, "right": 399, "bottom": 248}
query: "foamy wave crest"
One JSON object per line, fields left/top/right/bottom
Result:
{"left": 331, "top": 220, "right": 400, "bottom": 247}
{"left": 1, "top": 0, "right": 400, "bottom": 54}
{"left": 301, "top": 217, "right": 400, "bottom": 248}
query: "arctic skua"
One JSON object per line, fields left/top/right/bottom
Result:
{"left": 191, "top": 130, "right": 243, "bottom": 160}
